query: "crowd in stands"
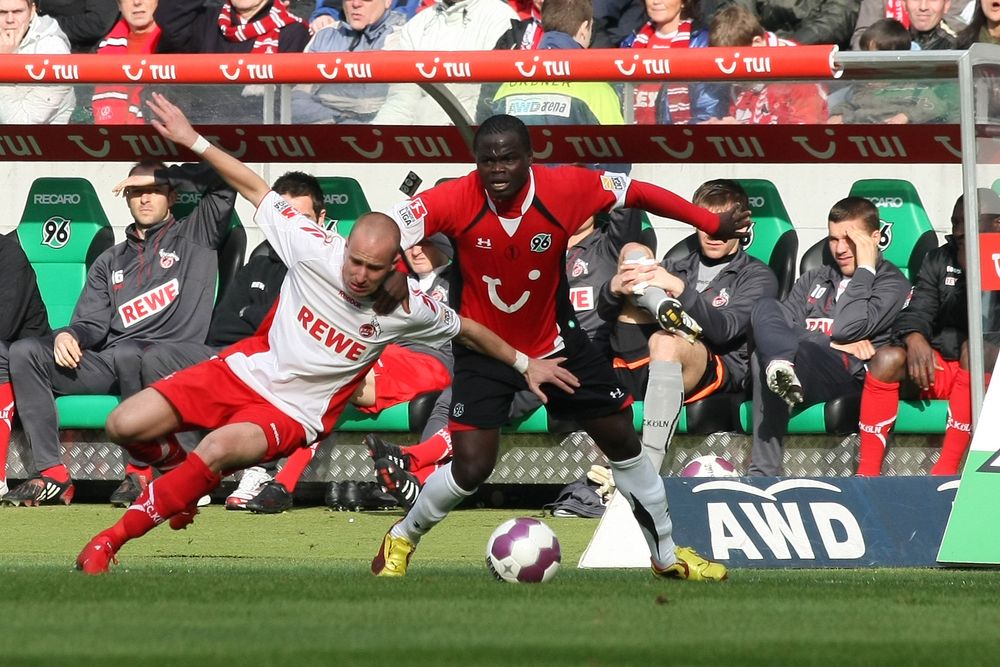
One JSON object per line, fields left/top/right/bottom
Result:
{"left": 1, "top": 0, "right": 998, "bottom": 125}
{"left": 1, "top": 0, "right": 996, "bottom": 512}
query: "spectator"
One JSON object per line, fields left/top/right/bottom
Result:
{"left": 719, "top": 0, "right": 861, "bottom": 49}
{"left": 310, "top": 0, "right": 421, "bottom": 31}
{"left": 36, "top": 0, "right": 118, "bottom": 52}
{"left": 488, "top": 0, "right": 624, "bottom": 126}
{"left": 3, "top": 160, "right": 236, "bottom": 507}
{"left": 625, "top": 0, "right": 724, "bottom": 124}
{"left": 372, "top": 0, "right": 518, "bottom": 125}
{"left": 956, "top": 0, "right": 1000, "bottom": 46}
{"left": 906, "top": 0, "right": 958, "bottom": 49}
{"left": 0, "top": 0, "right": 75, "bottom": 124}
{"left": 154, "top": 0, "right": 311, "bottom": 123}
{"left": 494, "top": 0, "right": 543, "bottom": 48}
{"left": 705, "top": 5, "right": 828, "bottom": 125}
{"left": 746, "top": 196, "right": 911, "bottom": 477}
{"left": 92, "top": 0, "right": 162, "bottom": 125}
{"left": 856, "top": 189, "right": 1000, "bottom": 476}
{"left": 291, "top": 0, "right": 406, "bottom": 124}
{"left": 830, "top": 19, "right": 956, "bottom": 124}
{"left": 0, "top": 232, "right": 51, "bottom": 501}
{"left": 592, "top": 0, "right": 648, "bottom": 47}
{"left": 598, "top": 179, "right": 777, "bottom": 469}
{"left": 852, "top": 0, "right": 973, "bottom": 48}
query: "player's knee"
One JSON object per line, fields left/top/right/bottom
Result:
{"left": 105, "top": 405, "right": 138, "bottom": 444}
{"left": 648, "top": 331, "right": 682, "bottom": 361}
{"left": 618, "top": 242, "right": 653, "bottom": 265}
{"left": 192, "top": 435, "right": 230, "bottom": 471}
{"left": 868, "top": 345, "right": 906, "bottom": 381}
{"left": 451, "top": 451, "right": 494, "bottom": 489}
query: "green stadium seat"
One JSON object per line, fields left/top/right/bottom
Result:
{"left": 16, "top": 178, "right": 117, "bottom": 429}
{"left": 735, "top": 178, "right": 798, "bottom": 299}
{"left": 316, "top": 176, "right": 370, "bottom": 239}
{"left": 169, "top": 190, "right": 245, "bottom": 300}
{"left": 16, "top": 178, "right": 114, "bottom": 329}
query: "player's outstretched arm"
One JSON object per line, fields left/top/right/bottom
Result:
{"left": 455, "top": 317, "right": 580, "bottom": 403}
{"left": 145, "top": 92, "right": 271, "bottom": 208}
{"left": 624, "top": 180, "right": 751, "bottom": 241}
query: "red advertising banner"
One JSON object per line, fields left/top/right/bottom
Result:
{"left": 0, "top": 124, "right": 962, "bottom": 164}
{"left": 979, "top": 233, "right": 1000, "bottom": 291}
{"left": 0, "top": 47, "right": 839, "bottom": 85}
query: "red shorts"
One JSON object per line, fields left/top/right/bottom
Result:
{"left": 152, "top": 357, "right": 308, "bottom": 462}
{"left": 358, "top": 344, "right": 451, "bottom": 415}
{"left": 918, "top": 350, "right": 962, "bottom": 399}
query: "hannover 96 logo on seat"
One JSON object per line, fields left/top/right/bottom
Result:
{"left": 41, "top": 216, "right": 71, "bottom": 249}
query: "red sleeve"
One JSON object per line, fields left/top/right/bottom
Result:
{"left": 624, "top": 180, "right": 720, "bottom": 235}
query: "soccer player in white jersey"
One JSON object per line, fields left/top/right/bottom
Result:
{"left": 75, "top": 94, "right": 578, "bottom": 574}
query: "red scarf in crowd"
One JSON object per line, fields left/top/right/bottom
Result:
{"left": 92, "top": 19, "right": 162, "bottom": 125}
{"left": 630, "top": 19, "right": 692, "bottom": 125}
{"left": 885, "top": 0, "right": 911, "bottom": 29}
{"left": 217, "top": 0, "right": 306, "bottom": 54}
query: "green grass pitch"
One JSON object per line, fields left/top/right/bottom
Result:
{"left": 2, "top": 505, "right": 1000, "bottom": 666}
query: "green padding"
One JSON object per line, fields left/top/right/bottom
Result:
{"left": 335, "top": 402, "right": 410, "bottom": 432}
{"left": 34, "top": 264, "right": 87, "bottom": 329}
{"left": 735, "top": 178, "right": 794, "bottom": 267}
{"left": 17, "top": 178, "right": 111, "bottom": 264}
{"left": 56, "top": 395, "right": 120, "bottom": 429}
{"left": 896, "top": 399, "right": 948, "bottom": 434}
{"left": 848, "top": 179, "right": 934, "bottom": 279}
{"left": 503, "top": 405, "right": 549, "bottom": 433}
{"left": 317, "top": 176, "right": 371, "bottom": 239}
{"left": 738, "top": 400, "right": 827, "bottom": 433}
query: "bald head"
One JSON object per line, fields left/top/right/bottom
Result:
{"left": 342, "top": 213, "right": 401, "bottom": 298}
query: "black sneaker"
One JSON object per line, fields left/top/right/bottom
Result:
{"left": 354, "top": 481, "right": 398, "bottom": 511}
{"left": 2, "top": 476, "right": 76, "bottom": 507}
{"left": 374, "top": 458, "right": 421, "bottom": 510}
{"left": 364, "top": 434, "right": 409, "bottom": 471}
{"left": 109, "top": 472, "right": 150, "bottom": 507}
{"left": 246, "top": 481, "right": 293, "bottom": 514}
{"left": 324, "top": 480, "right": 343, "bottom": 510}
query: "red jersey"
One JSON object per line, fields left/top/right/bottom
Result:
{"left": 389, "top": 166, "right": 630, "bottom": 357}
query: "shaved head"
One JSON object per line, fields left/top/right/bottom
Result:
{"left": 342, "top": 213, "right": 401, "bottom": 298}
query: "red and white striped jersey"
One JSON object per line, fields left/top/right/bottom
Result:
{"left": 222, "top": 191, "right": 460, "bottom": 441}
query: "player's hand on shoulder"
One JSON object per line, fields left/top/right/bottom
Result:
{"left": 524, "top": 356, "right": 580, "bottom": 403}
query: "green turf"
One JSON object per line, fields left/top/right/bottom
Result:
{"left": 2, "top": 506, "right": 1000, "bottom": 666}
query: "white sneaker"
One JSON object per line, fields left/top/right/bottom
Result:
{"left": 765, "top": 360, "right": 804, "bottom": 407}
{"left": 225, "top": 466, "right": 272, "bottom": 511}
{"left": 0, "top": 479, "right": 8, "bottom": 500}
{"left": 197, "top": 494, "right": 212, "bottom": 507}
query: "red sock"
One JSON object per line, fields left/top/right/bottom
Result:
{"left": 42, "top": 464, "right": 70, "bottom": 483}
{"left": 932, "top": 369, "right": 972, "bottom": 475}
{"left": 121, "top": 434, "right": 187, "bottom": 472}
{"left": 0, "top": 382, "right": 13, "bottom": 482}
{"left": 411, "top": 463, "right": 439, "bottom": 485}
{"left": 857, "top": 375, "right": 900, "bottom": 476}
{"left": 109, "top": 453, "right": 221, "bottom": 549}
{"left": 275, "top": 442, "right": 317, "bottom": 493}
{"left": 124, "top": 463, "right": 152, "bottom": 479}
{"left": 403, "top": 429, "right": 453, "bottom": 470}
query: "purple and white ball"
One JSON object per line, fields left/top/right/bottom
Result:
{"left": 680, "top": 455, "right": 739, "bottom": 478}
{"left": 486, "top": 517, "right": 561, "bottom": 583}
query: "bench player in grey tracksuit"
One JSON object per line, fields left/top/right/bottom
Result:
{"left": 598, "top": 180, "right": 778, "bottom": 470}
{"left": 4, "top": 161, "right": 235, "bottom": 506}
{"left": 748, "top": 196, "right": 911, "bottom": 476}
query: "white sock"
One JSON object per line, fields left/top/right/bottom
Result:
{"left": 391, "top": 463, "right": 472, "bottom": 545}
{"left": 610, "top": 452, "right": 677, "bottom": 568}
{"left": 642, "top": 360, "right": 684, "bottom": 471}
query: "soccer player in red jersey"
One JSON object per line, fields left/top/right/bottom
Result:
{"left": 372, "top": 114, "right": 750, "bottom": 581}
{"left": 74, "top": 96, "right": 578, "bottom": 574}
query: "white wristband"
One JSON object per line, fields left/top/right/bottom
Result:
{"left": 190, "top": 135, "right": 211, "bottom": 156}
{"left": 513, "top": 351, "right": 529, "bottom": 375}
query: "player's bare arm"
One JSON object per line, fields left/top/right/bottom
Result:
{"left": 145, "top": 93, "right": 271, "bottom": 208}
{"left": 455, "top": 316, "right": 580, "bottom": 402}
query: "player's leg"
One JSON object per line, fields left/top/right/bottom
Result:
{"left": 105, "top": 388, "right": 188, "bottom": 471}
{"left": 933, "top": 343, "right": 972, "bottom": 475}
{"left": 856, "top": 345, "right": 908, "bottom": 476}
{"left": 643, "top": 332, "right": 709, "bottom": 470}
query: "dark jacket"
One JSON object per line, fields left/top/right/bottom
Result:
{"left": 592, "top": 0, "right": 647, "bottom": 48}
{"left": 154, "top": 0, "right": 311, "bottom": 123}
{"left": 892, "top": 239, "right": 966, "bottom": 360}
{"left": 207, "top": 243, "right": 287, "bottom": 347}
{"left": 780, "top": 259, "right": 911, "bottom": 371}
{"left": 0, "top": 232, "right": 50, "bottom": 342}
{"left": 38, "top": 0, "right": 119, "bottom": 53}
{"left": 64, "top": 163, "right": 236, "bottom": 351}
{"left": 912, "top": 24, "right": 958, "bottom": 50}
{"left": 725, "top": 0, "right": 860, "bottom": 48}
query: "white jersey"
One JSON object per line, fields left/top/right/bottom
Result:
{"left": 222, "top": 191, "right": 460, "bottom": 441}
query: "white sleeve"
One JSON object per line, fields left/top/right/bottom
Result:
{"left": 386, "top": 197, "right": 429, "bottom": 250}
{"left": 402, "top": 281, "right": 461, "bottom": 347}
{"left": 253, "top": 191, "right": 341, "bottom": 267}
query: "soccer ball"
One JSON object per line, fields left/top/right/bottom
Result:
{"left": 486, "top": 517, "right": 561, "bottom": 583}
{"left": 680, "top": 455, "right": 739, "bottom": 478}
